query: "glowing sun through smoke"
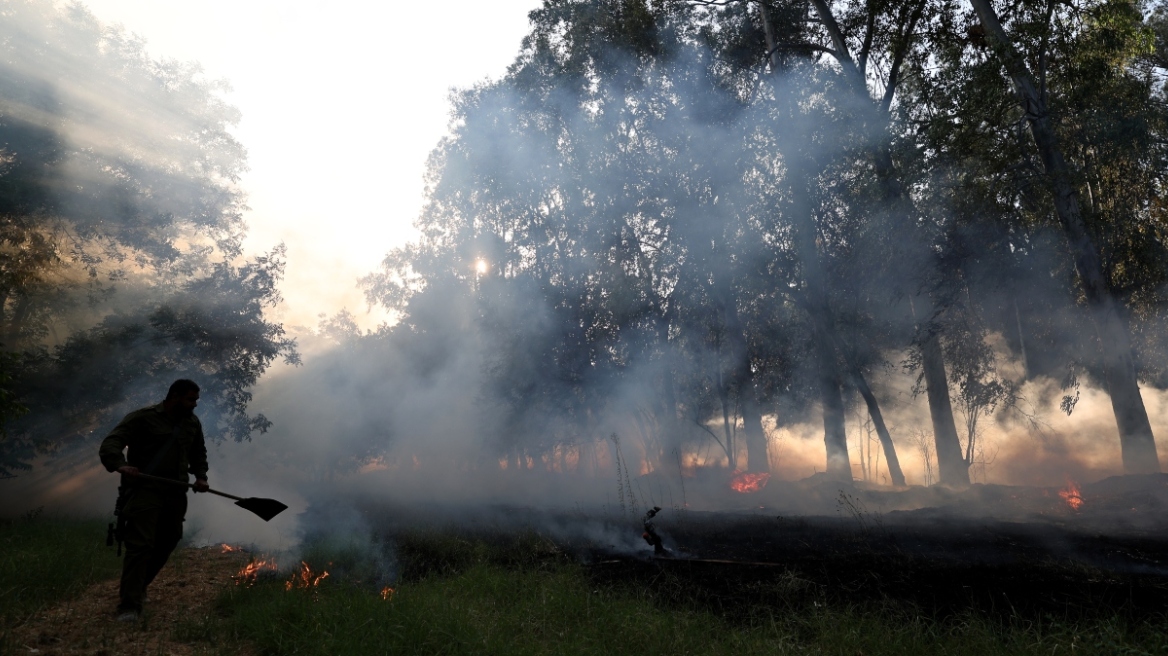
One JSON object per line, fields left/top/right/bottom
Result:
{"left": 475, "top": 259, "right": 489, "bottom": 274}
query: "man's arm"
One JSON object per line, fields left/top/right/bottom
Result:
{"left": 190, "top": 419, "right": 210, "bottom": 492}
{"left": 99, "top": 413, "right": 138, "bottom": 474}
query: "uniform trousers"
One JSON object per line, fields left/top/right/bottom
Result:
{"left": 117, "top": 489, "right": 188, "bottom": 613}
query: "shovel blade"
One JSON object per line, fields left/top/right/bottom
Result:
{"left": 234, "top": 497, "right": 288, "bottom": 522}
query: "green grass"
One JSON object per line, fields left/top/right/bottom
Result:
{"left": 197, "top": 531, "right": 1167, "bottom": 656}
{"left": 2, "top": 517, "right": 1164, "bottom": 655}
{"left": 0, "top": 510, "right": 124, "bottom": 656}
{"left": 0, "top": 510, "right": 122, "bottom": 628}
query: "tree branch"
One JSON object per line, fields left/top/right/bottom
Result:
{"left": 879, "top": 0, "right": 925, "bottom": 114}
{"left": 807, "top": 0, "right": 867, "bottom": 93}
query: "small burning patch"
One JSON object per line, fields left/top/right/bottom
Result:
{"left": 730, "top": 470, "right": 771, "bottom": 494}
{"left": 234, "top": 557, "right": 278, "bottom": 586}
{"left": 380, "top": 586, "right": 394, "bottom": 600}
{"left": 220, "top": 543, "right": 243, "bottom": 554}
{"left": 1059, "top": 480, "right": 1084, "bottom": 511}
{"left": 285, "top": 561, "right": 329, "bottom": 591}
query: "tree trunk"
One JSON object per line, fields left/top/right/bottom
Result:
{"left": 738, "top": 382, "right": 769, "bottom": 472}
{"left": 716, "top": 362, "right": 737, "bottom": 470}
{"left": 969, "top": 0, "right": 1160, "bottom": 474}
{"left": 816, "top": 332, "right": 851, "bottom": 479}
{"left": 920, "top": 330, "right": 970, "bottom": 486}
{"left": 789, "top": 165, "right": 851, "bottom": 480}
{"left": 849, "top": 366, "right": 907, "bottom": 486}
{"left": 720, "top": 294, "right": 771, "bottom": 473}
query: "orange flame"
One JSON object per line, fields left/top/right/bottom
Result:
{"left": 234, "top": 557, "right": 278, "bottom": 586}
{"left": 1059, "top": 480, "right": 1084, "bottom": 511}
{"left": 221, "top": 544, "right": 242, "bottom": 553}
{"left": 730, "top": 470, "right": 771, "bottom": 493}
{"left": 380, "top": 586, "right": 394, "bottom": 600}
{"left": 285, "top": 561, "right": 330, "bottom": 591}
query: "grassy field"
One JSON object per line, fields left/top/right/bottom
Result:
{"left": 2, "top": 515, "right": 1166, "bottom": 655}
{"left": 0, "top": 510, "right": 122, "bottom": 628}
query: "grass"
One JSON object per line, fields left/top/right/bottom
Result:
{"left": 0, "top": 509, "right": 122, "bottom": 628}
{"left": 0, "top": 510, "right": 124, "bottom": 655}
{"left": 201, "top": 530, "right": 1167, "bottom": 656}
{"left": 2, "top": 515, "right": 1165, "bottom": 655}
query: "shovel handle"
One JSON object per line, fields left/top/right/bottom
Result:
{"left": 131, "top": 472, "right": 244, "bottom": 502}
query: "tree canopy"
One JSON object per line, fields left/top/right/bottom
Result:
{"left": 361, "top": 0, "right": 1168, "bottom": 484}
{"left": 0, "top": 0, "right": 297, "bottom": 477}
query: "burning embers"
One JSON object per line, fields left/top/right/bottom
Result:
{"left": 221, "top": 543, "right": 243, "bottom": 553}
{"left": 380, "top": 586, "right": 395, "bottom": 600}
{"left": 285, "top": 561, "right": 330, "bottom": 590}
{"left": 730, "top": 470, "right": 771, "bottom": 494}
{"left": 1059, "top": 480, "right": 1084, "bottom": 511}
{"left": 232, "top": 556, "right": 331, "bottom": 591}
{"left": 234, "top": 557, "right": 279, "bottom": 586}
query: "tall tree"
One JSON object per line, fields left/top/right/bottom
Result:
{"left": 960, "top": 0, "right": 1161, "bottom": 473}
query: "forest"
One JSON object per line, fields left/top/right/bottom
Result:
{"left": 3, "top": 0, "right": 1168, "bottom": 493}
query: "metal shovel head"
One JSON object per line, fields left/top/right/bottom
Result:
{"left": 234, "top": 497, "right": 288, "bottom": 521}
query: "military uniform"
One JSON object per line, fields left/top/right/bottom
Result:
{"left": 99, "top": 404, "right": 208, "bottom": 614}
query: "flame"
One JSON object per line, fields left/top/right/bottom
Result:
{"left": 380, "top": 586, "right": 394, "bottom": 600}
{"left": 285, "top": 561, "right": 330, "bottom": 591}
{"left": 234, "top": 557, "right": 278, "bottom": 586}
{"left": 221, "top": 543, "right": 242, "bottom": 553}
{"left": 1059, "top": 480, "right": 1084, "bottom": 510}
{"left": 730, "top": 470, "right": 771, "bottom": 493}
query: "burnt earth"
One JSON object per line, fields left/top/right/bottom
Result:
{"left": 352, "top": 473, "right": 1168, "bottom": 624}
{"left": 599, "top": 510, "right": 1168, "bottom": 623}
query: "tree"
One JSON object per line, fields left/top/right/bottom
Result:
{"left": 965, "top": 0, "right": 1162, "bottom": 473}
{"left": 0, "top": 1, "right": 296, "bottom": 476}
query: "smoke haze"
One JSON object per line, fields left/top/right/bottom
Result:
{"left": 3, "top": 0, "right": 1168, "bottom": 560}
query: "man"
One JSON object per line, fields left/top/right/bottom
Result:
{"left": 99, "top": 379, "right": 210, "bottom": 621}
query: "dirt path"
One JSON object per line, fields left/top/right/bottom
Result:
{"left": 10, "top": 546, "right": 252, "bottom": 656}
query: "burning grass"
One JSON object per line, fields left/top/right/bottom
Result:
{"left": 200, "top": 529, "right": 1166, "bottom": 656}
{"left": 4, "top": 514, "right": 1166, "bottom": 655}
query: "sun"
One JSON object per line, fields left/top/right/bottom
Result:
{"left": 475, "top": 259, "right": 489, "bottom": 275}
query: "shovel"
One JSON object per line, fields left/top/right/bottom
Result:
{"left": 132, "top": 472, "right": 289, "bottom": 521}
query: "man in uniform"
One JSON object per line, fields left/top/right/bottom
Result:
{"left": 99, "top": 379, "right": 210, "bottom": 621}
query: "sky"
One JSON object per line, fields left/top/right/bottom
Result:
{"left": 79, "top": 0, "right": 544, "bottom": 331}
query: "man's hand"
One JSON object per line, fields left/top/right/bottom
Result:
{"left": 193, "top": 478, "right": 210, "bottom": 493}
{"left": 117, "top": 465, "right": 139, "bottom": 477}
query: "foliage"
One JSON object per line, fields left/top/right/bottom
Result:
{"left": 355, "top": 0, "right": 1168, "bottom": 478}
{"left": 0, "top": 1, "right": 296, "bottom": 475}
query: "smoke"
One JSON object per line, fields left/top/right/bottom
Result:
{"left": 4, "top": 2, "right": 1168, "bottom": 564}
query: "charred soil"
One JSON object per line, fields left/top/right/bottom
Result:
{"left": 358, "top": 473, "right": 1168, "bottom": 628}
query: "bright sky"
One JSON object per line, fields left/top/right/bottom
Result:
{"left": 79, "top": 0, "right": 543, "bottom": 330}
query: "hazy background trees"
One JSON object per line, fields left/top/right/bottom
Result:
{"left": 3, "top": 0, "right": 1166, "bottom": 489}
{"left": 360, "top": 0, "right": 1168, "bottom": 484}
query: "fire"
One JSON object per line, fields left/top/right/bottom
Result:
{"left": 1059, "top": 480, "right": 1084, "bottom": 511}
{"left": 221, "top": 543, "right": 242, "bottom": 553}
{"left": 234, "top": 557, "right": 278, "bottom": 586}
{"left": 730, "top": 470, "right": 771, "bottom": 493}
{"left": 380, "top": 586, "right": 394, "bottom": 600}
{"left": 285, "top": 561, "right": 330, "bottom": 591}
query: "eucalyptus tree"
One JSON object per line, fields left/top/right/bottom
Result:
{"left": 908, "top": 0, "right": 1168, "bottom": 474}
{"left": 367, "top": 0, "right": 817, "bottom": 473}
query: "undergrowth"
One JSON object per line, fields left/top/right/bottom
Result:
{"left": 0, "top": 510, "right": 122, "bottom": 647}
{"left": 2, "top": 515, "right": 1164, "bottom": 655}
{"left": 197, "top": 530, "right": 1167, "bottom": 656}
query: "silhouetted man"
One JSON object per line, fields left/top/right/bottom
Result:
{"left": 99, "top": 379, "right": 210, "bottom": 621}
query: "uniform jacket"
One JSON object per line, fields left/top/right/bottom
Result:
{"left": 99, "top": 403, "right": 209, "bottom": 493}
